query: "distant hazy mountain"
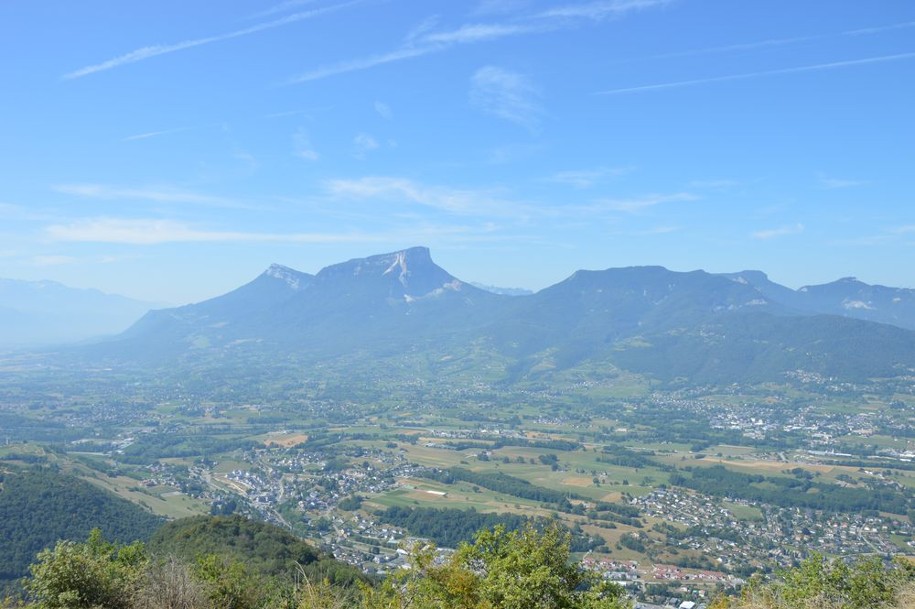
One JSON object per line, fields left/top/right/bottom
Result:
{"left": 491, "top": 267, "right": 915, "bottom": 383}
{"left": 112, "top": 246, "right": 503, "bottom": 360}
{"left": 722, "top": 271, "right": 915, "bottom": 330}
{"left": 0, "top": 278, "right": 155, "bottom": 349}
{"left": 78, "top": 248, "right": 915, "bottom": 384}
{"left": 470, "top": 282, "right": 533, "bottom": 296}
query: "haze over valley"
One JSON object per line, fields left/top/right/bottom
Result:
{"left": 2, "top": 1, "right": 915, "bottom": 607}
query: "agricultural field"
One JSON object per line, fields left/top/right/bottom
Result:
{"left": 1, "top": 364, "right": 914, "bottom": 597}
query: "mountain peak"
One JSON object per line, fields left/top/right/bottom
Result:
{"left": 728, "top": 270, "right": 770, "bottom": 284}
{"left": 316, "top": 247, "right": 448, "bottom": 290}
{"left": 264, "top": 264, "right": 310, "bottom": 291}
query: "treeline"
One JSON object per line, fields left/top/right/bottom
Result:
{"left": 440, "top": 437, "right": 582, "bottom": 452}
{"left": 297, "top": 432, "right": 379, "bottom": 451}
{"left": 671, "top": 465, "right": 911, "bottom": 514}
{"left": 597, "top": 444, "right": 658, "bottom": 469}
{"left": 12, "top": 521, "right": 630, "bottom": 609}
{"left": 594, "top": 405, "right": 801, "bottom": 452}
{"left": 117, "top": 434, "right": 262, "bottom": 462}
{"left": 0, "top": 467, "right": 163, "bottom": 588}
{"left": 149, "top": 515, "right": 362, "bottom": 587}
{"left": 589, "top": 501, "right": 643, "bottom": 527}
{"left": 711, "top": 553, "right": 915, "bottom": 609}
{"left": 7, "top": 515, "right": 915, "bottom": 609}
{"left": 377, "top": 506, "right": 528, "bottom": 549}
{"left": 419, "top": 467, "right": 584, "bottom": 505}
{"left": 377, "top": 506, "right": 603, "bottom": 552}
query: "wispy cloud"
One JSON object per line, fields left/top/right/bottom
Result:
{"left": 248, "top": 0, "right": 320, "bottom": 19}
{"left": 638, "top": 225, "right": 680, "bottom": 235}
{"left": 547, "top": 166, "right": 633, "bottom": 188}
{"left": 232, "top": 149, "right": 259, "bottom": 172}
{"left": 0, "top": 202, "right": 55, "bottom": 222}
{"left": 293, "top": 130, "right": 319, "bottom": 161}
{"left": 845, "top": 19, "right": 915, "bottom": 36}
{"left": 353, "top": 133, "right": 380, "bottom": 158}
{"left": 31, "top": 255, "right": 79, "bottom": 267}
{"left": 638, "top": 35, "right": 818, "bottom": 62}
{"left": 286, "top": 46, "right": 437, "bottom": 84}
{"left": 324, "top": 176, "right": 529, "bottom": 217}
{"left": 43, "top": 217, "right": 495, "bottom": 246}
{"left": 817, "top": 174, "right": 866, "bottom": 189}
{"left": 323, "top": 175, "right": 696, "bottom": 224}
{"left": 423, "top": 23, "right": 541, "bottom": 44}
{"left": 486, "top": 143, "right": 545, "bottom": 164}
{"left": 374, "top": 101, "right": 393, "bottom": 120}
{"left": 596, "top": 192, "right": 697, "bottom": 212}
{"left": 122, "top": 126, "right": 198, "bottom": 142}
{"left": 688, "top": 179, "right": 740, "bottom": 190}
{"left": 287, "top": 0, "right": 665, "bottom": 84}
{"left": 598, "top": 52, "right": 915, "bottom": 94}
{"left": 287, "top": 23, "right": 539, "bottom": 84}
{"left": 534, "top": 0, "right": 673, "bottom": 21}
{"left": 45, "top": 218, "right": 381, "bottom": 245}
{"left": 472, "top": 0, "right": 531, "bottom": 16}
{"left": 470, "top": 66, "right": 543, "bottom": 130}
{"left": 53, "top": 183, "right": 242, "bottom": 208}
{"left": 753, "top": 223, "right": 804, "bottom": 240}
{"left": 615, "top": 19, "right": 915, "bottom": 65}
{"left": 262, "top": 108, "right": 324, "bottom": 119}
{"left": 64, "top": 0, "right": 362, "bottom": 80}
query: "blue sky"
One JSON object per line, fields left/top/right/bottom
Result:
{"left": 1, "top": 0, "right": 913, "bottom": 304}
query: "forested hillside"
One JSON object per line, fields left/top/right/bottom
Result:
{"left": 149, "top": 515, "right": 363, "bottom": 586}
{"left": 0, "top": 467, "right": 162, "bottom": 587}
{"left": 7, "top": 520, "right": 915, "bottom": 609}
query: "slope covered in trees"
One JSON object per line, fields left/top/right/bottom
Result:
{"left": 14, "top": 522, "right": 631, "bottom": 609}
{"left": 377, "top": 506, "right": 605, "bottom": 552}
{"left": 149, "top": 515, "right": 362, "bottom": 586}
{"left": 12, "top": 521, "right": 915, "bottom": 609}
{"left": 671, "top": 465, "right": 912, "bottom": 514}
{"left": 0, "top": 467, "right": 162, "bottom": 587}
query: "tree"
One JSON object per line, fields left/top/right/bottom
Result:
{"left": 711, "top": 553, "right": 915, "bottom": 609}
{"left": 26, "top": 529, "right": 146, "bottom": 609}
{"left": 191, "top": 554, "right": 262, "bottom": 609}
{"left": 132, "top": 556, "right": 207, "bottom": 609}
{"left": 362, "top": 523, "right": 630, "bottom": 609}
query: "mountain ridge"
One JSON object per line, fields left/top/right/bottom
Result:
{"left": 37, "top": 247, "right": 915, "bottom": 384}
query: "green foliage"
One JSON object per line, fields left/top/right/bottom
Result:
{"left": 377, "top": 506, "right": 528, "bottom": 549}
{"left": 192, "top": 554, "right": 262, "bottom": 609}
{"left": 0, "top": 468, "right": 162, "bottom": 587}
{"left": 378, "top": 506, "right": 602, "bottom": 552}
{"left": 420, "top": 467, "right": 584, "bottom": 505}
{"left": 715, "top": 553, "right": 915, "bottom": 609}
{"left": 26, "top": 529, "right": 147, "bottom": 609}
{"left": 289, "top": 577, "right": 352, "bottom": 609}
{"left": 149, "top": 516, "right": 318, "bottom": 579}
{"left": 671, "top": 465, "right": 911, "bottom": 514}
{"left": 117, "top": 436, "right": 261, "bottom": 463}
{"left": 16, "top": 521, "right": 915, "bottom": 609}
{"left": 148, "top": 516, "right": 364, "bottom": 588}
{"left": 20, "top": 525, "right": 359, "bottom": 609}
{"left": 338, "top": 496, "right": 364, "bottom": 511}
{"left": 365, "top": 523, "right": 630, "bottom": 609}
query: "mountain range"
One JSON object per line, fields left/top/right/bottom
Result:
{"left": 0, "top": 279, "right": 156, "bottom": 349}
{"left": 63, "top": 246, "right": 915, "bottom": 385}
